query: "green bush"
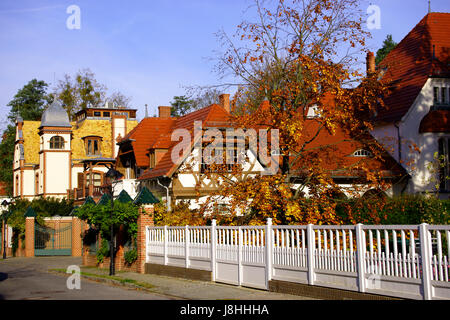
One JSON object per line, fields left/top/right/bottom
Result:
{"left": 336, "top": 194, "right": 450, "bottom": 225}
{"left": 124, "top": 248, "right": 138, "bottom": 265}
{"left": 96, "top": 239, "right": 110, "bottom": 264}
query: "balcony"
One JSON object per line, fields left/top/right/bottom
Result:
{"left": 68, "top": 179, "right": 140, "bottom": 205}
{"left": 68, "top": 185, "right": 106, "bottom": 204}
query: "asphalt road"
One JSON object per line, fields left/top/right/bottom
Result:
{"left": 0, "top": 257, "right": 173, "bottom": 300}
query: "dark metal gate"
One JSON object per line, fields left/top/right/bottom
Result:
{"left": 35, "top": 222, "right": 72, "bottom": 256}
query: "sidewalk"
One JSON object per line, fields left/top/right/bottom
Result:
{"left": 1, "top": 257, "right": 314, "bottom": 299}
{"left": 74, "top": 266, "right": 316, "bottom": 300}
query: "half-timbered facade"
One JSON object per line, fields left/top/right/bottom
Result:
{"left": 116, "top": 94, "right": 405, "bottom": 211}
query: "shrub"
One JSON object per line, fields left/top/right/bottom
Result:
{"left": 336, "top": 194, "right": 449, "bottom": 225}
{"left": 124, "top": 248, "right": 138, "bottom": 265}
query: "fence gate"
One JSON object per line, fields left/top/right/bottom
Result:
{"left": 35, "top": 222, "right": 72, "bottom": 256}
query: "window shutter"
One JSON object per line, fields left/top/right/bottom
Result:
{"left": 77, "top": 173, "right": 84, "bottom": 189}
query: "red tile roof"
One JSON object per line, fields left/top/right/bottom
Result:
{"left": 119, "top": 117, "right": 176, "bottom": 167}
{"left": 419, "top": 109, "right": 450, "bottom": 133}
{"left": 377, "top": 12, "right": 450, "bottom": 123}
{"left": 137, "top": 104, "right": 232, "bottom": 180}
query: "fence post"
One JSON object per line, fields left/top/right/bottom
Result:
{"left": 164, "top": 225, "right": 168, "bottom": 265}
{"left": 238, "top": 227, "right": 243, "bottom": 286}
{"left": 356, "top": 224, "right": 366, "bottom": 293}
{"left": 419, "top": 223, "right": 432, "bottom": 300}
{"left": 265, "top": 218, "right": 273, "bottom": 289}
{"left": 211, "top": 219, "right": 216, "bottom": 282}
{"left": 307, "top": 224, "right": 315, "bottom": 285}
{"left": 185, "top": 225, "right": 190, "bottom": 269}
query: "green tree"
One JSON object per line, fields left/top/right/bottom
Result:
{"left": 0, "top": 125, "right": 16, "bottom": 196}
{"left": 7, "top": 79, "right": 51, "bottom": 122}
{"left": 0, "top": 79, "right": 51, "bottom": 195}
{"left": 375, "top": 34, "right": 397, "bottom": 66}
{"left": 55, "top": 68, "right": 107, "bottom": 119}
{"left": 170, "top": 95, "right": 195, "bottom": 117}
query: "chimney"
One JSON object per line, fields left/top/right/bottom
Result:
{"left": 366, "top": 51, "right": 376, "bottom": 75}
{"left": 158, "top": 106, "right": 172, "bottom": 118}
{"left": 219, "top": 94, "right": 230, "bottom": 113}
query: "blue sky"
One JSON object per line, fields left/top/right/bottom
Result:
{"left": 0, "top": 0, "right": 449, "bottom": 128}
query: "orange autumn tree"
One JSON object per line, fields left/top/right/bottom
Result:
{"left": 202, "top": 0, "right": 399, "bottom": 225}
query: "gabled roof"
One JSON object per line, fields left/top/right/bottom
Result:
{"left": 376, "top": 12, "right": 450, "bottom": 123}
{"left": 137, "top": 104, "right": 232, "bottom": 180}
{"left": 119, "top": 117, "right": 176, "bottom": 168}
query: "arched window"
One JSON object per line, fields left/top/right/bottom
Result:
{"left": 49, "top": 136, "right": 65, "bottom": 149}
{"left": 352, "top": 149, "right": 372, "bottom": 157}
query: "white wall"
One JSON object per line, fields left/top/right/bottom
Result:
{"left": 22, "top": 170, "right": 35, "bottom": 196}
{"left": 112, "top": 117, "right": 126, "bottom": 158}
{"left": 45, "top": 152, "right": 70, "bottom": 194}
{"left": 372, "top": 78, "right": 450, "bottom": 195}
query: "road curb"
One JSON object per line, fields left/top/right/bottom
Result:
{"left": 48, "top": 269, "right": 185, "bottom": 300}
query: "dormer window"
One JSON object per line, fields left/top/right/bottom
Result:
{"left": 352, "top": 149, "right": 372, "bottom": 157}
{"left": 307, "top": 105, "right": 320, "bottom": 118}
{"left": 49, "top": 136, "right": 65, "bottom": 149}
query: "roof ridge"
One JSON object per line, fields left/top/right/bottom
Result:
{"left": 380, "top": 13, "right": 431, "bottom": 67}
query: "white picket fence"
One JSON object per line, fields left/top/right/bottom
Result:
{"left": 146, "top": 220, "right": 450, "bottom": 300}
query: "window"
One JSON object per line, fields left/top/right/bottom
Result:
{"left": 200, "top": 142, "right": 245, "bottom": 173}
{"left": 94, "top": 111, "right": 101, "bottom": 117}
{"left": 86, "top": 138, "right": 101, "bottom": 156}
{"left": 434, "top": 87, "right": 439, "bottom": 104}
{"left": 213, "top": 203, "right": 230, "bottom": 215}
{"left": 352, "top": 149, "right": 372, "bottom": 157}
{"left": 15, "top": 175, "right": 19, "bottom": 197}
{"left": 149, "top": 150, "right": 156, "bottom": 169}
{"left": 85, "top": 172, "right": 103, "bottom": 187}
{"left": 442, "top": 87, "right": 448, "bottom": 105}
{"left": 35, "top": 173, "right": 39, "bottom": 194}
{"left": 438, "top": 138, "right": 450, "bottom": 191}
{"left": 433, "top": 86, "right": 450, "bottom": 105}
{"left": 49, "top": 136, "right": 64, "bottom": 149}
{"left": 103, "top": 112, "right": 110, "bottom": 117}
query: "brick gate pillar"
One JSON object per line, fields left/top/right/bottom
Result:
{"left": 71, "top": 217, "right": 83, "bottom": 257}
{"left": 25, "top": 217, "right": 35, "bottom": 257}
{"left": 136, "top": 205, "right": 154, "bottom": 274}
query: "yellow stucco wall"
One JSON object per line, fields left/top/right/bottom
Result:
{"left": 20, "top": 119, "right": 138, "bottom": 165}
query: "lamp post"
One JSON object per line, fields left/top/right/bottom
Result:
{"left": 105, "top": 168, "right": 123, "bottom": 276}
{"left": 2, "top": 200, "right": 11, "bottom": 260}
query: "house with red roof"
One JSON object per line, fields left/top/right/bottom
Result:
{"left": 371, "top": 12, "right": 450, "bottom": 198}
{"left": 115, "top": 92, "right": 405, "bottom": 211}
{"left": 116, "top": 95, "right": 268, "bottom": 211}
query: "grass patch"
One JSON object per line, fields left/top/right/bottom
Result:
{"left": 49, "top": 268, "right": 154, "bottom": 289}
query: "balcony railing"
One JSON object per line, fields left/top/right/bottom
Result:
{"left": 69, "top": 180, "right": 138, "bottom": 202}
{"left": 70, "top": 185, "right": 107, "bottom": 201}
